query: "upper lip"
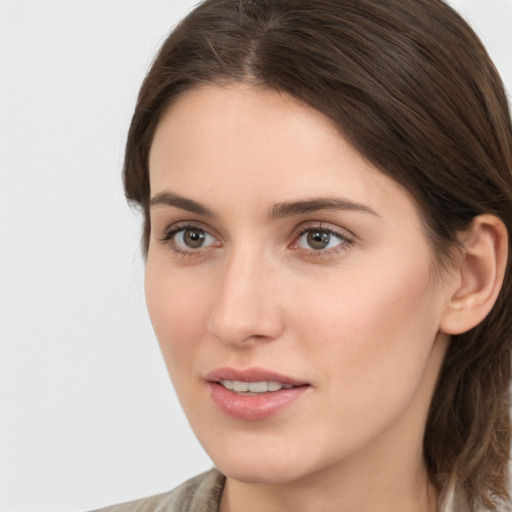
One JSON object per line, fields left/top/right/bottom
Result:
{"left": 205, "top": 367, "right": 308, "bottom": 387}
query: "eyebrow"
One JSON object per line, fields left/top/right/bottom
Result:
{"left": 269, "top": 197, "right": 380, "bottom": 219}
{"left": 150, "top": 191, "right": 379, "bottom": 219}
{"left": 150, "top": 191, "right": 216, "bottom": 217}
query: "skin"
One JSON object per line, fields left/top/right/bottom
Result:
{"left": 145, "top": 84, "right": 459, "bottom": 512}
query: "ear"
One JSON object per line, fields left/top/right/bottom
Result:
{"left": 440, "top": 214, "right": 508, "bottom": 335}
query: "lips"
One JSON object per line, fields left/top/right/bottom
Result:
{"left": 206, "top": 367, "right": 307, "bottom": 386}
{"left": 206, "top": 367, "right": 310, "bottom": 421}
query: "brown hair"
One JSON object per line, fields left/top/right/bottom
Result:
{"left": 124, "top": 0, "right": 512, "bottom": 509}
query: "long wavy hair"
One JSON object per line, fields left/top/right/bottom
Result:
{"left": 123, "top": 0, "right": 512, "bottom": 509}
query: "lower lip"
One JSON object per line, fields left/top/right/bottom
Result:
{"left": 209, "top": 382, "right": 310, "bottom": 421}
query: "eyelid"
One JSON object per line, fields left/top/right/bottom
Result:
{"left": 160, "top": 220, "right": 218, "bottom": 240}
{"left": 289, "top": 221, "right": 354, "bottom": 244}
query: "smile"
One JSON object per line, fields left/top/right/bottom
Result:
{"left": 206, "top": 367, "right": 310, "bottom": 421}
{"left": 219, "top": 380, "right": 295, "bottom": 394}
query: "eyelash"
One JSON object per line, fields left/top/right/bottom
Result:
{"left": 159, "top": 222, "right": 353, "bottom": 260}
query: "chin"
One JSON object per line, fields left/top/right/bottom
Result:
{"left": 216, "top": 459, "right": 308, "bottom": 485}
{"left": 203, "top": 437, "right": 323, "bottom": 485}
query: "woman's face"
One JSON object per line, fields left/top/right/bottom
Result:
{"left": 146, "top": 84, "right": 453, "bottom": 484}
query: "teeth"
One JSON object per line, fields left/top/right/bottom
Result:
{"left": 267, "top": 381, "right": 283, "bottom": 392}
{"left": 248, "top": 381, "right": 267, "bottom": 393}
{"left": 219, "top": 380, "right": 293, "bottom": 393}
{"left": 233, "top": 381, "right": 249, "bottom": 392}
{"left": 221, "top": 380, "right": 233, "bottom": 390}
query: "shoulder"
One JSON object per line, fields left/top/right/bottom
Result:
{"left": 90, "top": 468, "right": 225, "bottom": 512}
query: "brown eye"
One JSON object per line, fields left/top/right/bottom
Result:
{"left": 306, "top": 230, "right": 332, "bottom": 250}
{"left": 182, "top": 228, "right": 207, "bottom": 248}
{"left": 295, "top": 228, "right": 348, "bottom": 252}
{"left": 164, "top": 226, "right": 218, "bottom": 252}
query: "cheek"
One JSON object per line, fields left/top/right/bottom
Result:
{"left": 144, "top": 261, "right": 212, "bottom": 382}
{"left": 294, "top": 256, "right": 441, "bottom": 414}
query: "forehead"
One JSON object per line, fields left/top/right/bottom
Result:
{"left": 150, "top": 83, "right": 344, "bottom": 177}
{"left": 148, "top": 83, "right": 421, "bottom": 229}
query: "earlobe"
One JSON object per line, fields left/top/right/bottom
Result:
{"left": 440, "top": 214, "right": 508, "bottom": 335}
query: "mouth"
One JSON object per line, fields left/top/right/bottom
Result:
{"left": 206, "top": 367, "right": 308, "bottom": 391}
{"left": 205, "top": 367, "right": 310, "bottom": 421}
{"left": 218, "top": 379, "right": 295, "bottom": 394}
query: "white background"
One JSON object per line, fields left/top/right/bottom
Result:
{"left": 0, "top": 1, "right": 511, "bottom": 511}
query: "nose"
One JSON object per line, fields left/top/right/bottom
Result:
{"left": 207, "top": 249, "right": 284, "bottom": 348}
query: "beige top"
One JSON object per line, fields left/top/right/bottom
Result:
{"left": 91, "top": 469, "right": 225, "bottom": 512}
{"left": 92, "top": 469, "right": 476, "bottom": 512}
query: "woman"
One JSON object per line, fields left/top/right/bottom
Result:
{"left": 96, "top": 0, "right": 512, "bottom": 510}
